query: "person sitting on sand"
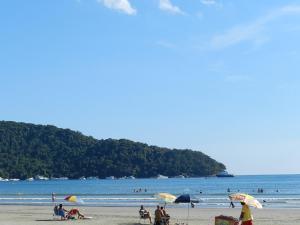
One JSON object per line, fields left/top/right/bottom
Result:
{"left": 139, "top": 205, "right": 152, "bottom": 223}
{"left": 155, "top": 205, "right": 163, "bottom": 225}
{"left": 160, "top": 206, "right": 170, "bottom": 225}
{"left": 239, "top": 202, "right": 253, "bottom": 225}
{"left": 67, "top": 208, "right": 85, "bottom": 219}
{"left": 56, "top": 204, "right": 69, "bottom": 220}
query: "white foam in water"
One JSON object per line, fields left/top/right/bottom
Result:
{"left": 1, "top": 175, "right": 300, "bottom": 208}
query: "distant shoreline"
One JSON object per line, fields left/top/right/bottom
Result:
{"left": 2, "top": 174, "right": 300, "bottom": 181}
{"left": 1, "top": 175, "right": 300, "bottom": 209}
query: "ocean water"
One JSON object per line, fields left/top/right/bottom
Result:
{"left": 0, "top": 175, "right": 300, "bottom": 208}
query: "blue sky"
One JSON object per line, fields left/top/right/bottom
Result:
{"left": 1, "top": 0, "right": 300, "bottom": 175}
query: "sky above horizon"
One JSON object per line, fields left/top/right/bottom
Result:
{"left": 1, "top": 0, "right": 300, "bottom": 175}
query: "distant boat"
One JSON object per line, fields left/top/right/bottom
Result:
{"left": 174, "top": 175, "right": 185, "bottom": 179}
{"left": 0, "top": 178, "right": 9, "bottom": 182}
{"left": 79, "top": 176, "right": 86, "bottom": 180}
{"left": 86, "top": 176, "right": 98, "bottom": 180}
{"left": 51, "top": 177, "right": 69, "bottom": 180}
{"left": 156, "top": 174, "right": 168, "bottom": 179}
{"left": 26, "top": 177, "right": 34, "bottom": 181}
{"left": 216, "top": 170, "right": 234, "bottom": 177}
{"left": 34, "top": 175, "right": 49, "bottom": 180}
{"left": 105, "top": 176, "right": 115, "bottom": 180}
{"left": 119, "top": 176, "right": 135, "bottom": 179}
{"left": 9, "top": 178, "right": 20, "bottom": 181}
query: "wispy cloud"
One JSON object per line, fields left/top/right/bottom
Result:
{"left": 211, "top": 5, "right": 300, "bottom": 49}
{"left": 201, "top": 0, "right": 216, "bottom": 6}
{"left": 159, "top": 0, "right": 185, "bottom": 15}
{"left": 98, "top": 0, "right": 136, "bottom": 15}
{"left": 201, "top": 0, "right": 222, "bottom": 9}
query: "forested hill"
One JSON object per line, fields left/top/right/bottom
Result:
{"left": 0, "top": 121, "right": 226, "bottom": 179}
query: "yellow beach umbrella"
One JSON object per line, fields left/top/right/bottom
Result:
{"left": 229, "top": 193, "right": 262, "bottom": 209}
{"left": 64, "top": 195, "right": 84, "bottom": 204}
{"left": 155, "top": 193, "right": 177, "bottom": 203}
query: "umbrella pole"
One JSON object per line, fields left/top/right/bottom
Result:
{"left": 187, "top": 203, "right": 189, "bottom": 225}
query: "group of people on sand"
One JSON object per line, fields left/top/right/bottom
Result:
{"left": 139, "top": 205, "right": 170, "bottom": 225}
{"left": 54, "top": 204, "right": 85, "bottom": 220}
{"left": 140, "top": 202, "right": 253, "bottom": 225}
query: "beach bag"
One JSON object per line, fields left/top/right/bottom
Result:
{"left": 215, "top": 215, "right": 239, "bottom": 225}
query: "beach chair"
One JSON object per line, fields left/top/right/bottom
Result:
{"left": 162, "top": 215, "right": 170, "bottom": 225}
{"left": 139, "top": 210, "right": 150, "bottom": 224}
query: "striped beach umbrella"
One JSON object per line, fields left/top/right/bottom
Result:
{"left": 229, "top": 193, "right": 262, "bottom": 209}
{"left": 155, "top": 193, "right": 177, "bottom": 203}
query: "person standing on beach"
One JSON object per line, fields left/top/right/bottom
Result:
{"left": 52, "top": 193, "right": 56, "bottom": 202}
{"left": 239, "top": 202, "right": 253, "bottom": 225}
{"left": 155, "top": 205, "right": 163, "bottom": 225}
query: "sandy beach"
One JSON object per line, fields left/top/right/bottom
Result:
{"left": 0, "top": 205, "right": 299, "bottom": 225}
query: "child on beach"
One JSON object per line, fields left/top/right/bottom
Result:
{"left": 67, "top": 208, "right": 85, "bottom": 219}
